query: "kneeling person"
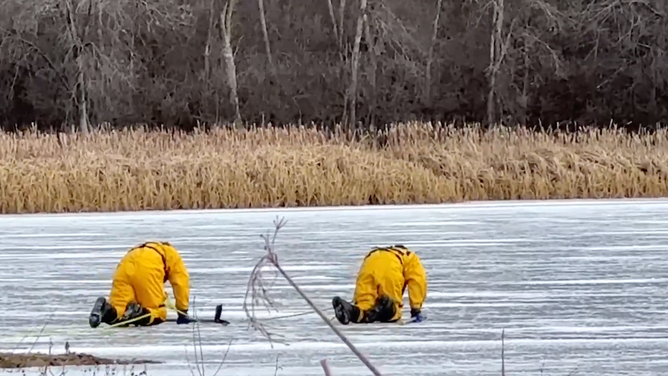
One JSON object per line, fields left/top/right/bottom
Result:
{"left": 89, "top": 241, "right": 193, "bottom": 328}
{"left": 332, "top": 245, "right": 427, "bottom": 325}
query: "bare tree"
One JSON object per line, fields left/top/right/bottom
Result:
{"left": 63, "top": 0, "right": 91, "bottom": 133}
{"left": 344, "top": 0, "right": 368, "bottom": 128}
{"left": 220, "top": 0, "right": 242, "bottom": 127}
{"left": 363, "top": 12, "right": 378, "bottom": 127}
{"left": 338, "top": 0, "right": 347, "bottom": 50}
{"left": 425, "top": 0, "right": 444, "bottom": 107}
{"left": 0, "top": 0, "right": 193, "bottom": 130}
{"left": 203, "top": 0, "right": 217, "bottom": 90}
{"left": 486, "top": 0, "right": 506, "bottom": 126}
{"left": 2, "top": 0, "right": 668, "bottom": 129}
{"left": 326, "top": 0, "right": 339, "bottom": 42}
{"left": 257, "top": 0, "right": 275, "bottom": 75}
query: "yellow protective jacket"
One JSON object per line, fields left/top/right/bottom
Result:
{"left": 109, "top": 241, "right": 190, "bottom": 321}
{"left": 353, "top": 245, "right": 427, "bottom": 320}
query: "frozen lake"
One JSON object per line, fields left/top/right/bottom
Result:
{"left": 1, "top": 199, "right": 668, "bottom": 376}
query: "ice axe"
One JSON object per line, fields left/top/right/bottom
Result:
{"left": 166, "top": 299, "right": 230, "bottom": 326}
{"left": 212, "top": 304, "right": 230, "bottom": 326}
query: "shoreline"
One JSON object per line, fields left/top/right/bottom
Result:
{"left": 2, "top": 123, "right": 667, "bottom": 214}
{"left": 1, "top": 197, "right": 668, "bottom": 219}
{"left": 0, "top": 352, "right": 159, "bottom": 369}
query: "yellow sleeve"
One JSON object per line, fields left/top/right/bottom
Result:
{"left": 403, "top": 251, "right": 427, "bottom": 311}
{"left": 163, "top": 243, "right": 191, "bottom": 312}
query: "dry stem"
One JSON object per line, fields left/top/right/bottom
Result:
{"left": 243, "top": 217, "right": 384, "bottom": 376}
{"left": 184, "top": 296, "right": 233, "bottom": 376}
{"left": 320, "top": 359, "right": 334, "bottom": 376}
{"left": 501, "top": 329, "right": 505, "bottom": 376}
{"left": 1, "top": 122, "right": 667, "bottom": 214}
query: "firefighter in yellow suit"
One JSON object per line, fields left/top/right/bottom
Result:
{"left": 332, "top": 244, "right": 427, "bottom": 325}
{"left": 88, "top": 241, "right": 193, "bottom": 328}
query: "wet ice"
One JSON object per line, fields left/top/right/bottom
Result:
{"left": 1, "top": 199, "right": 668, "bottom": 375}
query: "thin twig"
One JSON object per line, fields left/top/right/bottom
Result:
{"left": 211, "top": 337, "right": 234, "bottom": 376}
{"left": 320, "top": 359, "right": 334, "bottom": 376}
{"left": 273, "top": 355, "right": 282, "bottom": 376}
{"left": 243, "top": 216, "right": 384, "bottom": 376}
{"left": 193, "top": 296, "right": 205, "bottom": 376}
{"left": 501, "top": 329, "right": 506, "bottom": 376}
{"left": 28, "top": 313, "right": 54, "bottom": 353}
{"left": 263, "top": 310, "right": 319, "bottom": 321}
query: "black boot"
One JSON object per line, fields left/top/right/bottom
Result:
{"left": 332, "top": 296, "right": 360, "bottom": 325}
{"left": 89, "top": 297, "right": 116, "bottom": 328}
{"left": 115, "top": 303, "right": 152, "bottom": 327}
{"left": 367, "top": 295, "right": 396, "bottom": 323}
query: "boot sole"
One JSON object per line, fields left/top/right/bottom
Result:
{"left": 89, "top": 297, "right": 106, "bottom": 328}
{"left": 332, "top": 297, "right": 350, "bottom": 325}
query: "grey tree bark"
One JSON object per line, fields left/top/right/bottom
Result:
{"left": 346, "top": 0, "right": 368, "bottom": 128}
{"left": 425, "top": 0, "right": 443, "bottom": 107}
{"left": 220, "top": 0, "right": 242, "bottom": 127}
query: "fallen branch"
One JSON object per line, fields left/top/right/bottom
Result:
{"left": 243, "top": 216, "right": 384, "bottom": 376}
{"left": 321, "top": 359, "right": 334, "bottom": 376}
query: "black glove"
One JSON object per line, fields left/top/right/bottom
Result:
{"left": 176, "top": 310, "right": 194, "bottom": 325}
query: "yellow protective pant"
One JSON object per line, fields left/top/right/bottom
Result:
{"left": 352, "top": 245, "right": 427, "bottom": 322}
{"left": 353, "top": 251, "right": 406, "bottom": 321}
{"left": 109, "top": 248, "right": 169, "bottom": 325}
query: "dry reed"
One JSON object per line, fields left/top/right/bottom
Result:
{"left": 1, "top": 122, "right": 667, "bottom": 214}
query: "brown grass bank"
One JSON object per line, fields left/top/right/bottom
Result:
{"left": 0, "top": 351, "right": 158, "bottom": 368}
{"left": 1, "top": 122, "right": 667, "bottom": 214}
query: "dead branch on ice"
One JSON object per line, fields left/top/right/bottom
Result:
{"left": 243, "top": 216, "right": 384, "bottom": 376}
{"left": 320, "top": 359, "right": 334, "bottom": 376}
{"left": 184, "top": 296, "right": 233, "bottom": 376}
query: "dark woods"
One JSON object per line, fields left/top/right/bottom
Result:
{"left": 0, "top": 0, "right": 666, "bottom": 131}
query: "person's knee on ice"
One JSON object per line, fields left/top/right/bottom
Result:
{"left": 332, "top": 295, "right": 396, "bottom": 325}
{"left": 122, "top": 303, "right": 168, "bottom": 327}
{"left": 366, "top": 295, "right": 398, "bottom": 323}
{"left": 110, "top": 302, "right": 160, "bottom": 327}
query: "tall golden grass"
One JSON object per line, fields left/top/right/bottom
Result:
{"left": 1, "top": 122, "right": 667, "bottom": 214}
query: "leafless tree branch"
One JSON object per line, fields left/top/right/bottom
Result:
{"left": 243, "top": 216, "right": 385, "bottom": 376}
{"left": 184, "top": 295, "right": 234, "bottom": 376}
{"left": 321, "top": 359, "right": 334, "bottom": 376}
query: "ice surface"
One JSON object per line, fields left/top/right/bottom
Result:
{"left": 1, "top": 199, "right": 668, "bottom": 375}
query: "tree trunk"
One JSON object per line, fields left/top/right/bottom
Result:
{"left": 78, "top": 67, "right": 89, "bottom": 134}
{"left": 220, "top": 0, "right": 242, "bottom": 127}
{"left": 326, "top": 0, "right": 339, "bottom": 42}
{"left": 338, "top": 0, "right": 347, "bottom": 50}
{"left": 425, "top": 0, "right": 443, "bottom": 107}
{"left": 486, "top": 0, "right": 504, "bottom": 126}
{"left": 347, "top": 0, "right": 368, "bottom": 129}
{"left": 257, "top": 0, "right": 276, "bottom": 75}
